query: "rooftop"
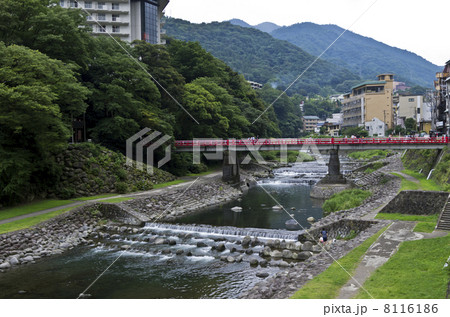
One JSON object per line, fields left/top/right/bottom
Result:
{"left": 303, "top": 116, "right": 320, "bottom": 120}
{"left": 352, "top": 80, "right": 386, "bottom": 90}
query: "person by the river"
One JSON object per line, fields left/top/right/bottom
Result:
{"left": 320, "top": 229, "right": 328, "bottom": 245}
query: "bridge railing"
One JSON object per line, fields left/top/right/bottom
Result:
{"left": 174, "top": 137, "right": 449, "bottom": 147}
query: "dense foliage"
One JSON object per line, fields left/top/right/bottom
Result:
{"left": 271, "top": 22, "right": 441, "bottom": 87}
{"left": 164, "top": 18, "right": 360, "bottom": 96}
{"left": 322, "top": 189, "right": 372, "bottom": 213}
{"left": 0, "top": 0, "right": 291, "bottom": 204}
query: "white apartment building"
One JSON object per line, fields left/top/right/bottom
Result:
{"left": 60, "top": 0, "right": 169, "bottom": 44}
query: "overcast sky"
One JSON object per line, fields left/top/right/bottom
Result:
{"left": 165, "top": 0, "right": 449, "bottom": 66}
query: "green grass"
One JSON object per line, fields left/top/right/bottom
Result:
{"left": 291, "top": 226, "right": 388, "bottom": 299}
{"left": 99, "top": 197, "right": 134, "bottom": 203}
{"left": 375, "top": 213, "right": 439, "bottom": 222}
{"left": 322, "top": 189, "right": 372, "bottom": 213}
{"left": 0, "top": 206, "right": 76, "bottom": 234}
{"left": 152, "top": 179, "right": 187, "bottom": 189}
{"left": 375, "top": 213, "right": 438, "bottom": 234}
{"left": 401, "top": 170, "right": 444, "bottom": 191}
{"left": 74, "top": 193, "right": 117, "bottom": 201}
{"left": 348, "top": 150, "right": 389, "bottom": 161}
{"left": 413, "top": 222, "right": 436, "bottom": 233}
{"left": 391, "top": 173, "right": 420, "bottom": 191}
{"left": 355, "top": 233, "right": 450, "bottom": 298}
{"left": 0, "top": 200, "right": 74, "bottom": 221}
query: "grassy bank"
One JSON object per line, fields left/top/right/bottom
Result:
{"left": 0, "top": 200, "right": 75, "bottom": 221}
{"left": 260, "top": 150, "right": 314, "bottom": 163}
{"left": 0, "top": 206, "right": 77, "bottom": 234}
{"left": 375, "top": 213, "right": 439, "bottom": 233}
{"left": 291, "top": 226, "right": 388, "bottom": 299}
{"left": 355, "top": 233, "right": 450, "bottom": 298}
{"left": 322, "top": 189, "right": 372, "bottom": 213}
{"left": 348, "top": 150, "right": 390, "bottom": 161}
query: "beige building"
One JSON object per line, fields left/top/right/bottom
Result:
{"left": 302, "top": 116, "right": 320, "bottom": 133}
{"left": 398, "top": 95, "right": 422, "bottom": 121}
{"left": 342, "top": 74, "right": 395, "bottom": 133}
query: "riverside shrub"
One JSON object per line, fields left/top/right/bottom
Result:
{"left": 322, "top": 189, "right": 372, "bottom": 213}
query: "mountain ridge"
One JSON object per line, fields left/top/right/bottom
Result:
{"left": 270, "top": 22, "right": 441, "bottom": 87}
{"left": 165, "top": 18, "right": 360, "bottom": 95}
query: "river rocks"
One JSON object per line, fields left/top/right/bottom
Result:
{"left": 270, "top": 250, "right": 283, "bottom": 258}
{"left": 285, "top": 219, "right": 299, "bottom": 230}
{"left": 8, "top": 256, "right": 19, "bottom": 266}
{"left": 261, "top": 246, "right": 271, "bottom": 257}
{"left": 282, "top": 250, "right": 293, "bottom": 259}
{"left": 259, "top": 260, "right": 268, "bottom": 267}
{"left": 256, "top": 272, "right": 269, "bottom": 278}
{"left": 216, "top": 243, "right": 226, "bottom": 252}
{"left": 235, "top": 255, "right": 244, "bottom": 263}
{"left": 295, "top": 251, "right": 312, "bottom": 260}
{"left": 197, "top": 242, "right": 208, "bottom": 248}
{"left": 242, "top": 236, "right": 252, "bottom": 247}
{"left": 301, "top": 241, "right": 313, "bottom": 251}
{"left": 176, "top": 249, "right": 184, "bottom": 255}
{"left": 312, "top": 245, "right": 323, "bottom": 253}
{"left": 161, "top": 249, "right": 172, "bottom": 255}
{"left": 245, "top": 249, "right": 253, "bottom": 255}
{"left": 249, "top": 259, "right": 259, "bottom": 267}
{"left": 154, "top": 238, "right": 166, "bottom": 245}
{"left": 307, "top": 217, "right": 315, "bottom": 222}
{"left": 0, "top": 262, "right": 11, "bottom": 269}
{"left": 231, "top": 206, "right": 243, "bottom": 212}
{"left": 121, "top": 245, "right": 131, "bottom": 250}
{"left": 227, "top": 256, "right": 236, "bottom": 263}
{"left": 21, "top": 256, "right": 34, "bottom": 263}
{"left": 168, "top": 240, "right": 177, "bottom": 246}
{"left": 272, "top": 205, "right": 282, "bottom": 211}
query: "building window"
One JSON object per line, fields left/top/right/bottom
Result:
{"left": 97, "top": 13, "right": 106, "bottom": 21}
{"left": 98, "top": 25, "right": 106, "bottom": 33}
{"left": 112, "top": 14, "right": 119, "bottom": 22}
{"left": 69, "top": 0, "right": 78, "bottom": 8}
{"left": 112, "top": 25, "right": 120, "bottom": 33}
{"left": 112, "top": 3, "right": 120, "bottom": 10}
{"left": 60, "top": 1, "right": 65, "bottom": 7}
{"left": 142, "top": 2, "right": 158, "bottom": 44}
{"left": 84, "top": 1, "right": 92, "bottom": 9}
{"left": 408, "top": 98, "right": 415, "bottom": 102}
{"left": 97, "top": 2, "right": 105, "bottom": 9}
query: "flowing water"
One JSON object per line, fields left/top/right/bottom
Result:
{"left": 0, "top": 159, "right": 351, "bottom": 299}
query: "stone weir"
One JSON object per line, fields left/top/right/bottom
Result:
{"left": 380, "top": 190, "right": 449, "bottom": 215}
{"left": 145, "top": 223, "right": 303, "bottom": 241}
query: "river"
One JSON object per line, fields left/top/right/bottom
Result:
{"left": 0, "top": 159, "right": 352, "bottom": 299}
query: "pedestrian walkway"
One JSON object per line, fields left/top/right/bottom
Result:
{"left": 338, "top": 221, "right": 419, "bottom": 299}
{"left": 393, "top": 171, "right": 420, "bottom": 184}
{"left": 0, "top": 171, "right": 221, "bottom": 226}
{"left": 337, "top": 220, "right": 448, "bottom": 299}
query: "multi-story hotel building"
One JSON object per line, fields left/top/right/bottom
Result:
{"left": 302, "top": 116, "right": 320, "bottom": 133}
{"left": 59, "top": 0, "right": 169, "bottom": 44}
{"left": 341, "top": 74, "right": 395, "bottom": 134}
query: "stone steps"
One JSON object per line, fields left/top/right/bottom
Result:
{"left": 436, "top": 195, "right": 450, "bottom": 231}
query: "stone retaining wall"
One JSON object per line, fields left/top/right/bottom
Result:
{"left": 299, "top": 219, "right": 378, "bottom": 242}
{"left": 380, "top": 190, "right": 448, "bottom": 215}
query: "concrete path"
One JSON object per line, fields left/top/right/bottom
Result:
{"left": 0, "top": 171, "right": 222, "bottom": 226}
{"left": 337, "top": 221, "right": 448, "bottom": 299}
{"left": 338, "top": 221, "right": 419, "bottom": 299}
{"left": 393, "top": 171, "right": 420, "bottom": 184}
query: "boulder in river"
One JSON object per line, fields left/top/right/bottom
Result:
{"left": 285, "top": 219, "right": 300, "bottom": 230}
{"left": 231, "top": 206, "right": 243, "bottom": 212}
{"left": 307, "top": 217, "right": 315, "bottom": 222}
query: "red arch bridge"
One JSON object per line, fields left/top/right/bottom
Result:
{"left": 172, "top": 137, "right": 449, "bottom": 183}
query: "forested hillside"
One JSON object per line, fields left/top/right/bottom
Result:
{"left": 271, "top": 22, "right": 441, "bottom": 87}
{"left": 165, "top": 18, "right": 360, "bottom": 95}
{"left": 0, "top": 0, "right": 291, "bottom": 204}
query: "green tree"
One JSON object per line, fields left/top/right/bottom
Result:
{"left": 0, "top": 44, "right": 87, "bottom": 203}
{"left": 0, "top": 0, "right": 93, "bottom": 68}
{"left": 405, "top": 118, "right": 417, "bottom": 133}
{"left": 341, "top": 126, "right": 369, "bottom": 138}
{"left": 84, "top": 38, "right": 170, "bottom": 151}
